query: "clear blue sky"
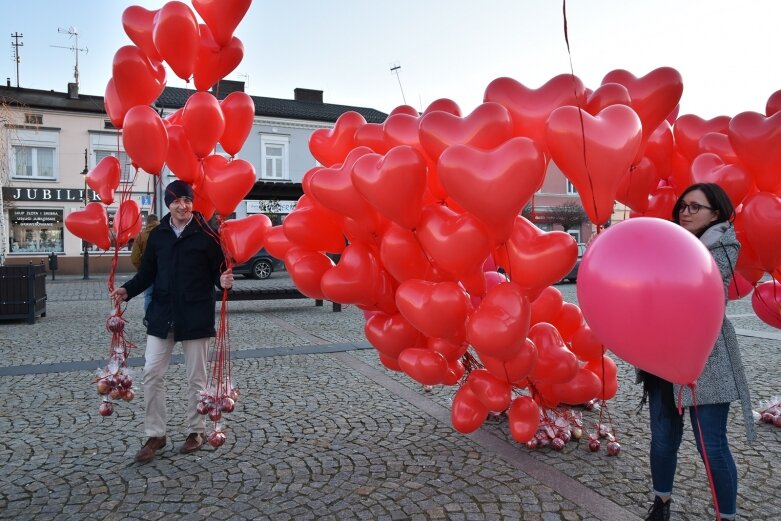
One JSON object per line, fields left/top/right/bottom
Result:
{"left": 3, "top": 1, "right": 780, "bottom": 118}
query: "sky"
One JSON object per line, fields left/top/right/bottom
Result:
{"left": 2, "top": 1, "right": 781, "bottom": 119}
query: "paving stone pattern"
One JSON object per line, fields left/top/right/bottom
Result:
{"left": 0, "top": 273, "right": 779, "bottom": 520}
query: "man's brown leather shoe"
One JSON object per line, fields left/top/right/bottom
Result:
{"left": 135, "top": 436, "right": 166, "bottom": 463}
{"left": 179, "top": 432, "right": 206, "bottom": 454}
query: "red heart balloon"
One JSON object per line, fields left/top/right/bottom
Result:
{"left": 641, "top": 186, "right": 677, "bottom": 219}
{"left": 484, "top": 74, "right": 587, "bottom": 156}
{"left": 415, "top": 205, "right": 491, "bottom": 279}
{"left": 113, "top": 199, "right": 142, "bottom": 247}
{"left": 498, "top": 217, "right": 578, "bottom": 296}
{"left": 673, "top": 114, "right": 731, "bottom": 162}
{"left": 644, "top": 120, "right": 674, "bottom": 180}
{"left": 546, "top": 104, "right": 643, "bottom": 225}
{"left": 112, "top": 46, "right": 166, "bottom": 111}
{"left": 191, "top": 182, "right": 215, "bottom": 221}
{"left": 320, "top": 243, "right": 381, "bottom": 306}
{"left": 282, "top": 195, "right": 345, "bottom": 253}
{"left": 424, "top": 98, "right": 461, "bottom": 116}
{"left": 583, "top": 355, "right": 619, "bottom": 400}
{"left": 428, "top": 337, "right": 468, "bottom": 362}
{"left": 740, "top": 191, "right": 781, "bottom": 273}
{"left": 201, "top": 155, "right": 256, "bottom": 216}
{"left": 467, "top": 281, "right": 530, "bottom": 361}
{"left": 585, "top": 82, "right": 631, "bottom": 115}
{"left": 285, "top": 247, "right": 334, "bottom": 300}
{"left": 752, "top": 281, "right": 781, "bottom": 329}
{"left": 552, "top": 302, "right": 584, "bottom": 343}
{"left": 507, "top": 395, "right": 540, "bottom": 443}
{"left": 308, "top": 147, "right": 378, "bottom": 223}
{"left": 398, "top": 348, "right": 449, "bottom": 385}
{"left": 123, "top": 105, "right": 168, "bottom": 175}
{"left": 549, "top": 366, "right": 601, "bottom": 405}
{"left": 728, "top": 110, "right": 781, "bottom": 193}
{"left": 309, "top": 111, "right": 367, "bottom": 167}
{"left": 478, "top": 339, "right": 537, "bottom": 384}
{"left": 365, "top": 313, "right": 423, "bottom": 359}
{"left": 615, "top": 157, "right": 657, "bottom": 213}
{"left": 264, "top": 225, "right": 293, "bottom": 260}
{"left": 194, "top": 24, "right": 244, "bottom": 92}
{"left": 219, "top": 91, "right": 255, "bottom": 156}
{"left": 152, "top": 1, "right": 199, "bottom": 81}
{"left": 182, "top": 92, "right": 226, "bottom": 158}
{"left": 395, "top": 280, "right": 470, "bottom": 339}
{"left": 192, "top": 0, "right": 251, "bottom": 47}
{"left": 166, "top": 125, "right": 201, "bottom": 183}
{"left": 121, "top": 5, "right": 162, "bottom": 61}
{"left": 527, "top": 323, "right": 578, "bottom": 385}
{"left": 86, "top": 156, "right": 121, "bottom": 205}
{"left": 570, "top": 324, "right": 605, "bottom": 363}
{"left": 438, "top": 138, "right": 545, "bottom": 242}
{"left": 690, "top": 153, "right": 752, "bottom": 206}
{"left": 733, "top": 212, "right": 766, "bottom": 284}
{"left": 354, "top": 113, "right": 421, "bottom": 155}
{"left": 767, "top": 90, "right": 781, "bottom": 117}
{"left": 466, "top": 368, "right": 512, "bottom": 412}
{"left": 451, "top": 385, "right": 488, "bottom": 433}
{"left": 379, "top": 223, "right": 438, "bottom": 283}
{"left": 351, "top": 145, "right": 427, "bottom": 229}
{"left": 727, "top": 271, "right": 754, "bottom": 301}
{"left": 103, "top": 79, "right": 127, "bottom": 129}
{"left": 668, "top": 151, "right": 694, "bottom": 195}
{"left": 220, "top": 214, "right": 272, "bottom": 264}
{"left": 697, "top": 132, "right": 739, "bottom": 164}
{"left": 65, "top": 202, "right": 111, "bottom": 250}
{"left": 418, "top": 102, "right": 513, "bottom": 162}
{"left": 529, "top": 285, "right": 564, "bottom": 325}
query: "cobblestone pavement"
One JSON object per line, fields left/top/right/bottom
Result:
{"left": 0, "top": 273, "right": 779, "bottom": 520}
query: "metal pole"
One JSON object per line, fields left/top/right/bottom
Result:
{"left": 81, "top": 148, "right": 89, "bottom": 280}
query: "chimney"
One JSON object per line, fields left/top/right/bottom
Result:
{"left": 294, "top": 88, "right": 323, "bottom": 103}
{"left": 6, "top": 78, "right": 10, "bottom": 87}
{"left": 211, "top": 80, "right": 245, "bottom": 98}
{"left": 67, "top": 82, "right": 79, "bottom": 99}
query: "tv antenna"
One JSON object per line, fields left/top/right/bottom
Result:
{"left": 389, "top": 61, "right": 407, "bottom": 105}
{"left": 50, "top": 26, "right": 88, "bottom": 87}
{"left": 11, "top": 32, "right": 23, "bottom": 87}
{"left": 237, "top": 72, "right": 249, "bottom": 90}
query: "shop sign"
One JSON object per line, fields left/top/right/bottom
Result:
{"left": 3, "top": 187, "right": 100, "bottom": 202}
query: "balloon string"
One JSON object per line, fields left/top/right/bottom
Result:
{"left": 562, "top": 0, "right": 600, "bottom": 225}
{"left": 690, "top": 386, "right": 722, "bottom": 521}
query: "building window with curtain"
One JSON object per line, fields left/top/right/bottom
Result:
{"left": 10, "top": 129, "right": 59, "bottom": 181}
{"left": 260, "top": 135, "right": 289, "bottom": 180}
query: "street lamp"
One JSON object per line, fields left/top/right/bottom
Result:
{"left": 80, "top": 148, "right": 90, "bottom": 279}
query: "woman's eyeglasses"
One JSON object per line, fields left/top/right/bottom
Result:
{"left": 678, "top": 202, "right": 713, "bottom": 214}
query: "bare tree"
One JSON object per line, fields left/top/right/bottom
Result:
{"left": 546, "top": 202, "right": 588, "bottom": 231}
{"left": 0, "top": 101, "right": 18, "bottom": 265}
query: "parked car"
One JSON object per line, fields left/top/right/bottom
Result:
{"left": 232, "top": 248, "right": 285, "bottom": 280}
{"left": 561, "top": 243, "right": 587, "bottom": 282}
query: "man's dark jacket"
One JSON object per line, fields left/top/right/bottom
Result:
{"left": 122, "top": 213, "right": 224, "bottom": 341}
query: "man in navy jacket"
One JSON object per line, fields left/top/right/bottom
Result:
{"left": 112, "top": 180, "right": 234, "bottom": 463}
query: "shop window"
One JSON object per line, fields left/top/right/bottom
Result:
{"left": 8, "top": 208, "right": 64, "bottom": 253}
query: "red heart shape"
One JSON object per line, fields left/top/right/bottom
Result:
{"left": 507, "top": 395, "right": 540, "bottom": 443}
{"left": 585, "top": 83, "right": 631, "bottom": 115}
{"left": 282, "top": 195, "right": 345, "bottom": 253}
{"left": 740, "top": 191, "right": 781, "bottom": 273}
{"left": 285, "top": 247, "right": 334, "bottom": 300}
{"left": 192, "top": 0, "right": 251, "bottom": 47}
{"left": 64, "top": 202, "right": 111, "bottom": 250}
{"left": 644, "top": 121, "right": 674, "bottom": 179}
{"left": 219, "top": 91, "right": 255, "bottom": 157}
{"left": 498, "top": 217, "right": 578, "bottom": 296}
{"left": 395, "top": 280, "right": 470, "bottom": 339}
{"left": 86, "top": 156, "right": 121, "bottom": 205}
{"left": 398, "top": 348, "right": 449, "bottom": 385}
{"left": 320, "top": 243, "right": 381, "bottom": 306}
{"left": 428, "top": 337, "right": 468, "bottom": 362}
{"left": 264, "top": 225, "right": 293, "bottom": 260}
{"left": 438, "top": 137, "right": 545, "bottom": 241}
{"left": 728, "top": 110, "right": 781, "bottom": 192}
{"left": 615, "top": 157, "right": 657, "bottom": 213}
{"left": 123, "top": 105, "right": 168, "bottom": 175}
{"left": 673, "top": 114, "right": 731, "bottom": 162}
{"left": 103, "top": 79, "right": 127, "bottom": 129}
{"left": 484, "top": 74, "right": 587, "bottom": 155}
{"left": 194, "top": 24, "right": 244, "bottom": 93}
{"left": 418, "top": 102, "right": 513, "bottom": 162}
{"left": 365, "top": 313, "right": 423, "bottom": 359}
{"left": 354, "top": 113, "right": 421, "bottom": 155}
{"left": 570, "top": 324, "right": 604, "bottom": 363}
{"left": 112, "top": 46, "right": 166, "bottom": 114}
{"left": 546, "top": 104, "right": 643, "bottom": 224}
{"left": 690, "top": 153, "right": 752, "bottom": 206}
{"left": 466, "top": 368, "right": 512, "bottom": 412}
{"left": 547, "top": 366, "right": 601, "bottom": 406}
{"left": 220, "top": 214, "right": 272, "bottom": 264}
{"left": 641, "top": 186, "right": 677, "bottom": 219}
{"left": 767, "top": 90, "right": 781, "bottom": 117}
{"left": 379, "top": 223, "right": 438, "bottom": 283}
{"left": 152, "top": 1, "right": 199, "bottom": 81}
{"left": 752, "top": 281, "right": 781, "bottom": 329}
{"left": 113, "top": 199, "right": 142, "bottom": 247}
{"left": 201, "top": 155, "right": 256, "bottom": 216}
{"left": 583, "top": 355, "right": 619, "bottom": 400}
{"left": 310, "top": 111, "right": 366, "bottom": 167}
{"left": 182, "top": 92, "right": 226, "bottom": 158}
{"left": 309, "top": 147, "right": 379, "bottom": 224}
{"left": 478, "top": 340, "right": 538, "bottom": 384}
{"left": 697, "top": 132, "right": 738, "bottom": 164}
{"left": 415, "top": 205, "right": 491, "bottom": 279}
{"left": 121, "top": 6, "right": 162, "bottom": 61}
{"left": 351, "top": 146, "right": 427, "bottom": 229}
{"left": 527, "top": 323, "right": 578, "bottom": 385}
{"left": 450, "top": 385, "right": 488, "bottom": 433}
{"left": 529, "top": 285, "right": 564, "bottom": 325}
{"left": 166, "top": 125, "right": 200, "bottom": 183}
{"left": 467, "top": 281, "right": 530, "bottom": 361}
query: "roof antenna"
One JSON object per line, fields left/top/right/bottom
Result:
{"left": 389, "top": 61, "right": 407, "bottom": 105}
{"left": 11, "top": 32, "right": 23, "bottom": 87}
{"left": 237, "top": 72, "right": 249, "bottom": 90}
{"left": 51, "top": 26, "right": 88, "bottom": 87}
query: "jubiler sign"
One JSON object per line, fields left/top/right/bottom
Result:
{"left": 3, "top": 187, "right": 101, "bottom": 202}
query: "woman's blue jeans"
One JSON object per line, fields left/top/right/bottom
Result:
{"left": 647, "top": 378, "right": 738, "bottom": 518}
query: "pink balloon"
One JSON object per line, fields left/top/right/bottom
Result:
{"left": 752, "top": 281, "right": 781, "bottom": 329}
{"left": 577, "top": 218, "right": 726, "bottom": 385}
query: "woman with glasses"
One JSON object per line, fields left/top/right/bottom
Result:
{"left": 641, "top": 183, "right": 754, "bottom": 521}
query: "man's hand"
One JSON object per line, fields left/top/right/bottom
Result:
{"left": 110, "top": 287, "right": 128, "bottom": 305}
{"left": 220, "top": 269, "right": 234, "bottom": 290}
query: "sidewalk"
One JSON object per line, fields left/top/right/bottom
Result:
{"left": 0, "top": 274, "right": 778, "bottom": 520}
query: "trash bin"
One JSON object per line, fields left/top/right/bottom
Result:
{"left": 48, "top": 252, "right": 58, "bottom": 280}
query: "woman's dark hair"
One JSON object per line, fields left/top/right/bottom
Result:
{"left": 672, "top": 183, "right": 735, "bottom": 225}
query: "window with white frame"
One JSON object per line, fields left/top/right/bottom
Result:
{"left": 95, "top": 149, "right": 134, "bottom": 182}
{"left": 566, "top": 180, "right": 578, "bottom": 194}
{"left": 260, "top": 135, "right": 289, "bottom": 180}
{"left": 10, "top": 129, "right": 59, "bottom": 180}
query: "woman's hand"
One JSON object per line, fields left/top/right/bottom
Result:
{"left": 220, "top": 269, "right": 234, "bottom": 290}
